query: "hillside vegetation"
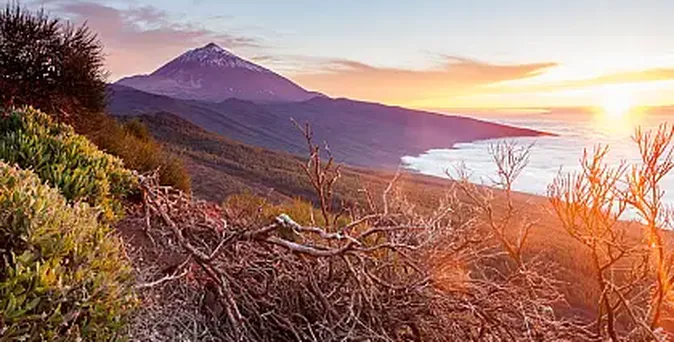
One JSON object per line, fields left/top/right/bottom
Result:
{"left": 0, "top": 108, "right": 136, "bottom": 341}
{"left": 0, "top": 4, "right": 189, "bottom": 193}
{"left": 80, "top": 112, "right": 191, "bottom": 192}
{"left": 0, "top": 107, "right": 137, "bottom": 220}
{"left": 122, "top": 112, "right": 398, "bottom": 204}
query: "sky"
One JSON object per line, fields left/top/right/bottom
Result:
{"left": 29, "top": 0, "right": 674, "bottom": 110}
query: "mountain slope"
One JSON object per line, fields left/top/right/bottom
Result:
{"left": 108, "top": 84, "right": 552, "bottom": 168}
{"left": 116, "top": 43, "right": 320, "bottom": 102}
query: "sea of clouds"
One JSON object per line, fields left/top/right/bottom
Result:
{"left": 402, "top": 111, "right": 674, "bottom": 217}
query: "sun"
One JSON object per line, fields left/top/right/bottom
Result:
{"left": 593, "top": 85, "right": 645, "bottom": 134}
{"left": 599, "top": 86, "right": 634, "bottom": 120}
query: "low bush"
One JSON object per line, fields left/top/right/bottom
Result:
{"left": 82, "top": 112, "right": 191, "bottom": 193}
{"left": 0, "top": 107, "right": 137, "bottom": 220}
{"left": 0, "top": 162, "right": 135, "bottom": 341}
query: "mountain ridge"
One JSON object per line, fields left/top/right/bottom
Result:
{"left": 107, "top": 84, "right": 553, "bottom": 168}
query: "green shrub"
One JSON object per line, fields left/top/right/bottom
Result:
{"left": 0, "top": 162, "right": 135, "bottom": 341}
{"left": 0, "top": 107, "right": 137, "bottom": 220}
{"left": 82, "top": 113, "right": 191, "bottom": 192}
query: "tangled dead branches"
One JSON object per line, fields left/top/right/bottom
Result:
{"left": 123, "top": 129, "right": 595, "bottom": 341}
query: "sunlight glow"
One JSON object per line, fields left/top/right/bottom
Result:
{"left": 591, "top": 85, "right": 645, "bottom": 136}
{"left": 599, "top": 86, "right": 635, "bottom": 120}
{"left": 602, "top": 95, "right": 633, "bottom": 120}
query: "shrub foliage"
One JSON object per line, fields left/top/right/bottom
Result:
{"left": 0, "top": 4, "right": 106, "bottom": 122}
{"left": 0, "top": 4, "right": 190, "bottom": 191}
{"left": 0, "top": 107, "right": 137, "bottom": 219}
{"left": 0, "top": 162, "right": 134, "bottom": 341}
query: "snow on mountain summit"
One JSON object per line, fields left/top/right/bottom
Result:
{"left": 156, "top": 43, "right": 270, "bottom": 74}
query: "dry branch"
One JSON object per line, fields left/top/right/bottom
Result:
{"left": 123, "top": 129, "right": 596, "bottom": 341}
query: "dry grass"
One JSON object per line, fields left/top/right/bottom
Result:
{"left": 80, "top": 112, "right": 191, "bottom": 192}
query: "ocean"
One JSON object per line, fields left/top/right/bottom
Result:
{"left": 401, "top": 110, "right": 674, "bottom": 212}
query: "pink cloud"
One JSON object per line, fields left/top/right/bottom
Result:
{"left": 33, "top": 0, "right": 262, "bottom": 80}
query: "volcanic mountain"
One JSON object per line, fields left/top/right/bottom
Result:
{"left": 116, "top": 43, "right": 321, "bottom": 102}
{"left": 110, "top": 43, "right": 554, "bottom": 167}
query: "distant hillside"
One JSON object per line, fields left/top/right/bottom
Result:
{"left": 116, "top": 43, "right": 321, "bottom": 102}
{"left": 122, "top": 112, "right": 397, "bottom": 204}
{"left": 108, "top": 84, "right": 552, "bottom": 168}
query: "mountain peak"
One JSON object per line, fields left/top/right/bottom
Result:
{"left": 194, "top": 42, "right": 235, "bottom": 57}
{"left": 203, "top": 42, "right": 222, "bottom": 49}
{"left": 115, "top": 43, "right": 321, "bottom": 102}
{"left": 169, "top": 43, "right": 265, "bottom": 70}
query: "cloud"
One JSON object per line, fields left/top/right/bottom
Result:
{"left": 292, "top": 56, "right": 557, "bottom": 105}
{"left": 249, "top": 54, "right": 334, "bottom": 75}
{"left": 31, "top": 0, "right": 262, "bottom": 80}
{"left": 591, "top": 68, "right": 674, "bottom": 84}
{"left": 496, "top": 67, "right": 674, "bottom": 95}
{"left": 250, "top": 54, "right": 289, "bottom": 65}
{"left": 292, "top": 56, "right": 674, "bottom": 108}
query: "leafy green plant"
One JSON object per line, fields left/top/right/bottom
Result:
{"left": 0, "top": 107, "right": 137, "bottom": 220}
{"left": 0, "top": 162, "right": 135, "bottom": 341}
